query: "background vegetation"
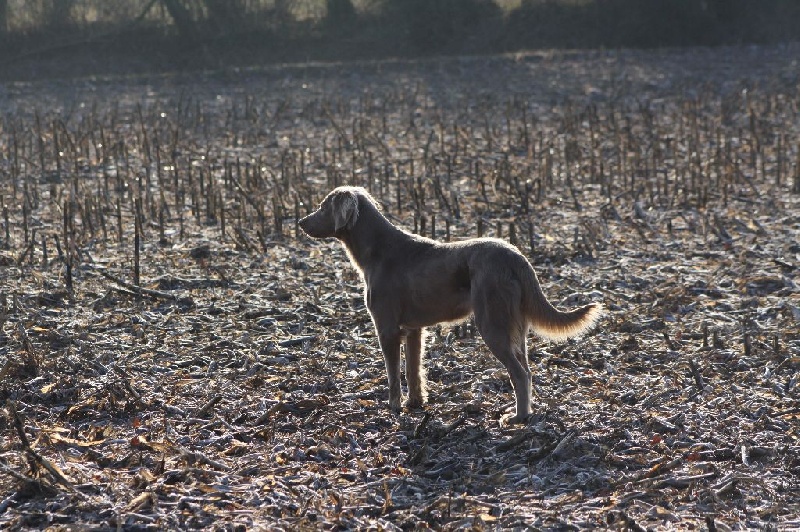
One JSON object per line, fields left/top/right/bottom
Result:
{"left": 1, "top": 0, "right": 800, "bottom": 79}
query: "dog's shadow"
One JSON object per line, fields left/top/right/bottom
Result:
{"left": 397, "top": 408, "right": 616, "bottom": 499}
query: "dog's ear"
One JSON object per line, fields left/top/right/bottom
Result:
{"left": 332, "top": 190, "right": 359, "bottom": 232}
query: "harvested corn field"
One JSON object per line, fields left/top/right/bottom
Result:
{"left": 0, "top": 45, "right": 799, "bottom": 530}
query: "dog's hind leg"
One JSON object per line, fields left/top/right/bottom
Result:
{"left": 472, "top": 281, "right": 533, "bottom": 424}
{"left": 513, "top": 324, "right": 531, "bottom": 382}
{"left": 404, "top": 328, "right": 427, "bottom": 409}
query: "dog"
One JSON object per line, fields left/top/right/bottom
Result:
{"left": 299, "top": 186, "right": 602, "bottom": 424}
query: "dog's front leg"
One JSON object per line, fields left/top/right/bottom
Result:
{"left": 377, "top": 328, "right": 403, "bottom": 411}
{"left": 404, "top": 328, "right": 427, "bottom": 409}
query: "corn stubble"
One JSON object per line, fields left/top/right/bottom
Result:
{"left": 0, "top": 46, "right": 798, "bottom": 530}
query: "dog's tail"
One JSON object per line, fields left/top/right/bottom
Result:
{"left": 523, "top": 267, "right": 603, "bottom": 343}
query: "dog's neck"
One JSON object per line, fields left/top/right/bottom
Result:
{"left": 339, "top": 199, "right": 403, "bottom": 276}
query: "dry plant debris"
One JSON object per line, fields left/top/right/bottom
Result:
{"left": 0, "top": 45, "right": 799, "bottom": 530}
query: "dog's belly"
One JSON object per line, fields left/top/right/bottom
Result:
{"left": 400, "top": 289, "right": 472, "bottom": 328}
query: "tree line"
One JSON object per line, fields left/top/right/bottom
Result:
{"left": 1, "top": 1, "right": 799, "bottom": 73}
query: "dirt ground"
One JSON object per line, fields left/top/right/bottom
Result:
{"left": 0, "top": 44, "right": 799, "bottom": 530}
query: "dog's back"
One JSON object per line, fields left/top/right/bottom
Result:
{"left": 369, "top": 233, "right": 600, "bottom": 341}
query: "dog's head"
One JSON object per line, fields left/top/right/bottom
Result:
{"left": 299, "top": 186, "right": 364, "bottom": 238}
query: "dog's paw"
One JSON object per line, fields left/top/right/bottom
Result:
{"left": 388, "top": 397, "right": 403, "bottom": 412}
{"left": 403, "top": 397, "right": 426, "bottom": 410}
{"left": 500, "top": 412, "right": 532, "bottom": 427}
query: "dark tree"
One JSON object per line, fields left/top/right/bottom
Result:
{"left": 0, "top": 0, "right": 7, "bottom": 36}
{"left": 326, "top": 0, "right": 357, "bottom": 28}
{"left": 203, "top": 0, "right": 246, "bottom": 34}
{"left": 161, "top": 0, "right": 197, "bottom": 37}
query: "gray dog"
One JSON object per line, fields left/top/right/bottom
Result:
{"left": 299, "top": 186, "right": 602, "bottom": 424}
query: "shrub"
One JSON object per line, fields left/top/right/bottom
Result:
{"left": 379, "top": 0, "right": 503, "bottom": 53}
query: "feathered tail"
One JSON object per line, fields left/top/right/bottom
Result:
{"left": 523, "top": 268, "right": 603, "bottom": 342}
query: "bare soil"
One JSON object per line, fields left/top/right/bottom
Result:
{"left": 0, "top": 45, "right": 799, "bottom": 530}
